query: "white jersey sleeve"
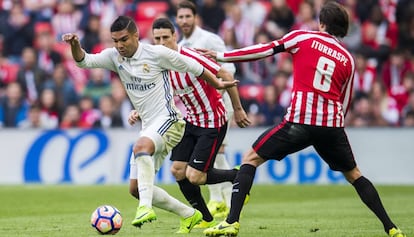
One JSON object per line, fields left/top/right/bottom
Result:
{"left": 76, "top": 47, "right": 118, "bottom": 72}
{"left": 156, "top": 45, "right": 204, "bottom": 77}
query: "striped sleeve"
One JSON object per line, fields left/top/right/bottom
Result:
{"left": 217, "top": 41, "right": 279, "bottom": 62}
{"left": 180, "top": 47, "right": 221, "bottom": 75}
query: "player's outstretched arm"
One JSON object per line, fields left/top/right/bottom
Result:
{"left": 197, "top": 48, "right": 218, "bottom": 61}
{"left": 62, "top": 33, "right": 86, "bottom": 62}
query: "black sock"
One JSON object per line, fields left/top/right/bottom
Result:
{"left": 177, "top": 178, "right": 213, "bottom": 222}
{"left": 352, "top": 176, "right": 396, "bottom": 233}
{"left": 227, "top": 164, "right": 256, "bottom": 224}
{"left": 206, "top": 168, "right": 238, "bottom": 184}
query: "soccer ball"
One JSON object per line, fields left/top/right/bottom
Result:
{"left": 91, "top": 205, "right": 123, "bottom": 235}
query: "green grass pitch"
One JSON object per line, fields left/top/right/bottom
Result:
{"left": 0, "top": 184, "right": 412, "bottom": 237}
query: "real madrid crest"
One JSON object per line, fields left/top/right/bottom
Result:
{"left": 143, "top": 64, "right": 150, "bottom": 73}
{"left": 117, "top": 55, "right": 125, "bottom": 63}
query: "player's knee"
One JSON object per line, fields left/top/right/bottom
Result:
{"left": 171, "top": 162, "right": 186, "bottom": 180}
{"left": 132, "top": 137, "right": 154, "bottom": 155}
{"left": 343, "top": 167, "right": 362, "bottom": 183}
{"left": 186, "top": 170, "right": 206, "bottom": 185}
{"left": 242, "top": 149, "right": 264, "bottom": 167}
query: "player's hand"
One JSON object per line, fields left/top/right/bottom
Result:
{"left": 233, "top": 108, "right": 251, "bottom": 128}
{"left": 217, "top": 79, "right": 239, "bottom": 89}
{"left": 197, "top": 48, "right": 217, "bottom": 60}
{"left": 128, "top": 110, "right": 140, "bottom": 125}
{"left": 61, "top": 33, "right": 80, "bottom": 45}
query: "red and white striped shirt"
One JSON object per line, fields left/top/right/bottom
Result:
{"left": 170, "top": 46, "right": 226, "bottom": 128}
{"left": 217, "top": 30, "right": 355, "bottom": 127}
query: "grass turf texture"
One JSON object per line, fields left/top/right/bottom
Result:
{"left": 0, "top": 185, "right": 412, "bottom": 237}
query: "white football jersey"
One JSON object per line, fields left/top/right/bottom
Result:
{"left": 77, "top": 43, "right": 204, "bottom": 129}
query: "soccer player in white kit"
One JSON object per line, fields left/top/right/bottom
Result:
{"left": 62, "top": 16, "right": 237, "bottom": 233}
{"left": 176, "top": 0, "right": 240, "bottom": 224}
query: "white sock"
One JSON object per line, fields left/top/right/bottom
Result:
{"left": 215, "top": 153, "right": 233, "bottom": 207}
{"left": 207, "top": 153, "right": 232, "bottom": 203}
{"left": 152, "top": 186, "right": 194, "bottom": 218}
{"left": 136, "top": 153, "right": 155, "bottom": 208}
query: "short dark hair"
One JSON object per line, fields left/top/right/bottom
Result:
{"left": 110, "top": 16, "right": 137, "bottom": 33}
{"left": 319, "top": 1, "right": 349, "bottom": 38}
{"left": 152, "top": 18, "right": 175, "bottom": 33}
{"left": 177, "top": 0, "right": 197, "bottom": 16}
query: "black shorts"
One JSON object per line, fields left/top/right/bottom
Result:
{"left": 170, "top": 122, "right": 228, "bottom": 172}
{"left": 253, "top": 120, "right": 356, "bottom": 172}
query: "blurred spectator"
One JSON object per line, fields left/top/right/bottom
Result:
{"left": 0, "top": 52, "right": 19, "bottom": 92}
{"left": 23, "top": 0, "right": 57, "bottom": 22}
{"left": 264, "top": 0, "right": 295, "bottom": 39}
{"left": 240, "top": 0, "right": 267, "bottom": 29}
{"left": 59, "top": 43, "right": 88, "bottom": 93}
{"left": 78, "top": 95, "right": 100, "bottom": 128}
{"left": 60, "top": 104, "right": 83, "bottom": 128}
{"left": 258, "top": 84, "right": 285, "bottom": 126}
{"left": 291, "top": 0, "right": 318, "bottom": 31}
{"left": 43, "top": 63, "right": 79, "bottom": 112}
{"left": 342, "top": 3, "right": 362, "bottom": 53}
{"left": 240, "top": 31, "right": 277, "bottom": 84}
{"left": 34, "top": 22, "right": 63, "bottom": 76}
{"left": 82, "top": 68, "right": 112, "bottom": 106}
{"left": 219, "top": 5, "right": 255, "bottom": 47}
{"left": 272, "top": 70, "right": 291, "bottom": 109}
{"left": 347, "top": 93, "right": 373, "bottom": 127}
{"left": 369, "top": 80, "right": 399, "bottom": 126}
{"left": 51, "top": 0, "right": 83, "bottom": 41}
{"left": 381, "top": 48, "right": 412, "bottom": 98}
{"left": 37, "top": 88, "right": 60, "bottom": 128}
{"left": 401, "top": 90, "right": 414, "bottom": 124}
{"left": 401, "top": 110, "right": 414, "bottom": 126}
{"left": 0, "top": 82, "right": 29, "bottom": 127}
{"left": 93, "top": 95, "right": 123, "bottom": 128}
{"left": 18, "top": 104, "right": 46, "bottom": 129}
{"left": 81, "top": 14, "right": 101, "bottom": 53}
{"left": 396, "top": 0, "right": 414, "bottom": 53}
{"left": 80, "top": 0, "right": 134, "bottom": 30}
{"left": 0, "top": 2, "right": 34, "bottom": 63}
{"left": 355, "top": 0, "right": 378, "bottom": 23}
{"left": 16, "top": 47, "right": 48, "bottom": 104}
{"left": 359, "top": 4, "right": 394, "bottom": 68}
{"left": 353, "top": 50, "right": 377, "bottom": 96}
{"left": 110, "top": 78, "right": 133, "bottom": 128}
{"left": 391, "top": 71, "right": 414, "bottom": 113}
{"left": 91, "top": 28, "right": 113, "bottom": 54}
{"left": 199, "top": 0, "right": 225, "bottom": 33}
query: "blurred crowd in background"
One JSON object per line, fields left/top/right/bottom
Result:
{"left": 1, "top": 0, "right": 414, "bottom": 129}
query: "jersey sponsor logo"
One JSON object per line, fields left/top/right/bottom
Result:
{"left": 125, "top": 76, "right": 155, "bottom": 91}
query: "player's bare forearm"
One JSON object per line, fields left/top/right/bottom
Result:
{"left": 200, "top": 68, "right": 237, "bottom": 89}
{"left": 61, "top": 33, "right": 86, "bottom": 62}
{"left": 226, "top": 86, "right": 251, "bottom": 128}
{"left": 215, "top": 67, "right": 239, "bottom": 89}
